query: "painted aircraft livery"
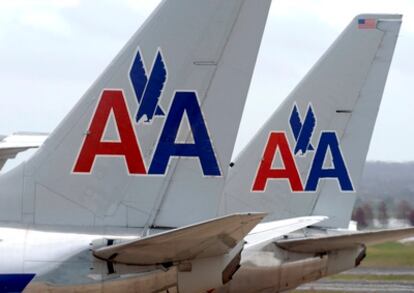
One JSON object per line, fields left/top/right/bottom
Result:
{"left": 220, "top": 12, "right": 403, "bottom": 231}
{"left": 131, "top": 49, "right": 167, "bottom": 123}
{"left": 73, "top": 49, "right": 221, "bottom": 177}
{"left": 0, "top": 2, "right": 411, "bottom": 292}
{"left": 252, "top": 103, "right": 354, "bottom": 192}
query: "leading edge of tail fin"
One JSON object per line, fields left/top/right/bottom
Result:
{"left": 0, "top": 0, "right": 272, "bottom": 228}
{"left": 221, "top": 14, "right": 402, "bottom": 228}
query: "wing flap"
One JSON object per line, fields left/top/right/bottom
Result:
{"left": 277, "top": 227, "right": 414, "bottom": 253}
{"left": 93, "top": 213, "right": 266, "bottom": 265}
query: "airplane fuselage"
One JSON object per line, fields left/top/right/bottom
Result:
{"left": 0, "top": 222, "right": 364, "bottom": 292}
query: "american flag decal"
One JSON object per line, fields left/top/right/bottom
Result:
{"left": 358, "top": 18, "right": 377, "bottom": 29}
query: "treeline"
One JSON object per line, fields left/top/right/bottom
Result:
{"left": 352, "top": 200, "right": 414, "bottom": 229}
{"left": 351, "top": 161, "right": 414, "bottom": 229}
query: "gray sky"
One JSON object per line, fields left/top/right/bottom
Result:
{"left": 0, "top": 0, "right": 413, "bottom": 163}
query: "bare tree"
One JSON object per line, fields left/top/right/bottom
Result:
{"left": 378, "top": 201, "right": 388, "bottom": 227}
{"left": 408, "top": 210, "right": 414, "bottom": 226}
{"left": 352, "top": 207, "right": 367, "bottom": 229}
{"left": 362, "top": 203, "right": 374, "bottom": 228}
{"left": 397, "top": 200, "right": 412, "bottom": 220}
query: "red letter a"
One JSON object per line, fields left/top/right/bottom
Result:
{"left": 73, "top": 90, "right": 146, "bottom": 174}
{"left": 252, "top": 132, "right": 303, "bottom": 192}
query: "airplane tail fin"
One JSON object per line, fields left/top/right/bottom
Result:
{"left": 0, "top": 0, "right": 272, "bottom": 228}
{"left": 222, "top": 14, "right": 402, "bottom": 228}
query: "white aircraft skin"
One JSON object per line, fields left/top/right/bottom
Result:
{"left": 0, "top": 217, "right": 327, "bottom": 292}
{"left": 0, "top": 225, "right": 161, "bottom": 290}
{"left": 0, "top": 1, "right": 412, "bottom": 293}
{"left": 0, "top": 1, "right": 277, "bottom": 292}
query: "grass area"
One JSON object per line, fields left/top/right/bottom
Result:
{"left": 293, "top": 241, "right": 414, "bottom": 292}
{"left": 362, "top": 241, "right": 414, "bottom": 267}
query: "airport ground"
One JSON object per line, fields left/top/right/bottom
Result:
{"left": 293, "top": 242, "right": 414, "bottom": 292}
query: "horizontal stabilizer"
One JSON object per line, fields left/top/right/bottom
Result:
{"left": 277, "top": 227, "right": 414, "bottom": 253}
{"left": 245, "top": 216, "right": 327, "bottom": 248}
{"left": 0, "top": 133, "right": 48, "bottom": 170}
{"left": 93, "top": 213, "right": 266, "bottom": 265}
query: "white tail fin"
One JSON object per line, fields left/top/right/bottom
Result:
{"left": 0, "top": 0, "right": 272, "bottom": 228}
{"left": 221, "top": 14, "right": 402, "bottom": 228}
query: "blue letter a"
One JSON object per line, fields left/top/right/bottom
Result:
{"left": 149, "top": 92, "right": 221, "bottom": 176}
{"left": 305, "top": 132, "right": 354, "bottom": 192}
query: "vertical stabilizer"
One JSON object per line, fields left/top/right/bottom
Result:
{"left": 0, "top": 0, "right": 271, "bottom": 228}
{"left": 222, "top": 14, "right": 402, "bottom": 228}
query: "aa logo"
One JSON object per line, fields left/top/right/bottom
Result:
{"left": 252, "top": 103, "right": 354, "bottom": 193}
{"left": 73, "top": 48, "right": 221, "bottom": 177}
{"left": 290, "top": 104, "right": 315, "bottom": 155}
{"left": 130, "top": 49, "right": 167, "bottom": 123}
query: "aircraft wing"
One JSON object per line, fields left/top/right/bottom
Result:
{"left": 244, "top": 216, "right": 328, "bottom": 248}
{"left": 0, "top": 132, "right": 48, "bottom": 170}
{"left": 93, "top": 213, "right": 266, "bottom": 265}
{"left": 276, "top": 227, "right": 414, "bottom": 253}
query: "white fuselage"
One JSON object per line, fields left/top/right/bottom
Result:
{"left": 0, "top": 223, "right": 362, "bottom": 292}
{"left": 0, "top": 224, "right": 155, "bottom": 290}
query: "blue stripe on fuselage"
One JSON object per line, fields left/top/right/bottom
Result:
{"left": 0, "top": 274, "right": 35, "bottom": 293}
